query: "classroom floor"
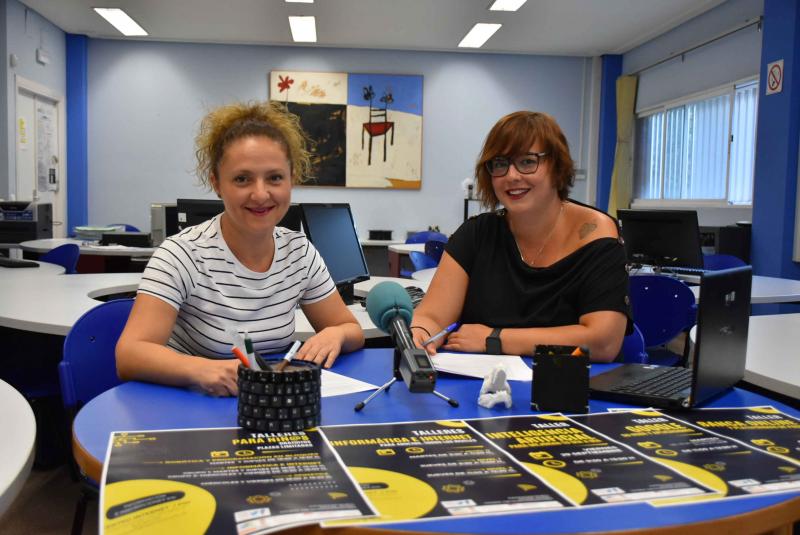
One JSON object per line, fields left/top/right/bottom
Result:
{"left": 0, "top": 463, "right": 98, "bottom": 535}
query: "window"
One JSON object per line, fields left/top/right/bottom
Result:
{"left": 633, "top": 79, "right": 758, "bottom": 205}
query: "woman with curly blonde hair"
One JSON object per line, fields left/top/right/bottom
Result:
{"left": 117, "top": 102, "right": 363, "bottom": 396}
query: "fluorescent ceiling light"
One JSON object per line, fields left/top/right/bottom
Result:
{"left": 93, "top": 8, "right": 148, "bottom": 36}
{"left": 289, "top": 16, "right": 317, "bottom": 42}
{"left": 286, "top": 0, "right": 314, "bottom": 3}
{"left": 458, "top": 23, "right": 502, "bottom": 48}
{"left": 489, "top": 0, "right": 527, "bottom": 11}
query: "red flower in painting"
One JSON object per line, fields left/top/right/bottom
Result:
{"left": 278, "top": 75, "right": 294, "bottom": 93}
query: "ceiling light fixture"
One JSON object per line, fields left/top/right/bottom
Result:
{"left": 289, "top": 16, "right": 317, "bottom": 42}
{"left": 93, "top": 8, "right": 148, "bottom": 36}
{"left": 489, "top": 0, "right": 527, "bottom": 11}
{"left": 458, "top": 23, "right": 502, "bottom": 48}
{"left": 285, "top": 0, "right": 314, "bottom": 3}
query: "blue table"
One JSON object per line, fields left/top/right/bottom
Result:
{"left": 73, "top": 348, "right": 800, "bottom": 533}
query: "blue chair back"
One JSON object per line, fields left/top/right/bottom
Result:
{"left": 406, "top": 231, "right": 447, "bottom": 244}
{"left": 424, "top": 240, "right": 447, "bottom": 263}
{"left": 41, "top": 243, "right": 80, "bottom": 274}
{"left": 703, "top": 253, "right": 747, "bottom": 270}
{"left": 409, "top": 251, "right": 439, "bottom": 272}
{"left": 59, "top": 298, "right": 134, "bottom": 415}
{"left": 628, "top": 275, "right": 697, "bottom": 349}
{"left": 109, "top": 223, "right": 141, "bottom": 232}
{"left": 620, "top": 323, "right": 648, "bottom": 363}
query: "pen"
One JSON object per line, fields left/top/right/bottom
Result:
{"left": 243, "top": 330, "right": 262, "bottom": 371}
{"left": 274, "top": 340, "right": 302, "bottom": 372}
{"left": 231, "top": 346, "right": 251, "bottom": 368}
{"left": 422, "top": 322, "right": 459, "bottom": 346}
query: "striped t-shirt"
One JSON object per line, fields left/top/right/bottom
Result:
{"left": 138, "top": 214, "right": 336, "bottom": 358}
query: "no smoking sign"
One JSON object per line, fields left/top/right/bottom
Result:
{"left": 766, "top": 59, "right": 784, "bottom": 95}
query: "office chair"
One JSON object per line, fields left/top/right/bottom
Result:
{"left": 409, "top": 251, "right": 439, "bottom": 273}
{"left": 40, "top": 243, "right": 80, "bottom": 274}
{"left": 620, "top": 323, "right": 648, "bottom": 364}
{"left": 406, "top": 230, "right": 447, "bottom": 244}
{"left": 59, "top": 298, "right": 134, "bottom": 535}
{"left": 628, "top": 275, "right": 697, "bottom": 366}
{"left": 703, "top": 253, "right": 747, "bottom": 270}
{"left": 108, "top": 223, "right": 141, "bottom": 232}
{"left": 424, "top": 239, "right": 447, "bottom": 263}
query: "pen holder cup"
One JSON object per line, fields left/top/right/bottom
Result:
{"left": 531, "top": 350, "right": 590, "bottom": 414}
{"left": 237, "top": 360, "right": 322, "bottom": 432}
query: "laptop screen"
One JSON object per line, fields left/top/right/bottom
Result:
{"left": 691, "top": 266, "right": 752, "bottom": 405}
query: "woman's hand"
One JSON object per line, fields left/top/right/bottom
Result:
{"left": 192, "top": 358, "right": 240, "bottom": 397}
{"left": 411, "top": 327, "right": 443, "bottom": 355}
{"left": 295, "top": 327, "right": 346, "bottom": 368}
{"left": 442, "top": 323, "right": 494, "bottom": 353}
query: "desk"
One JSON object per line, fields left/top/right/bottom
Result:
{"left": 0, "top": 270, "right": 424, "bottom": 339}
{"left": 387, "top": 243, "right": 425, "bottom": 277}
{"left": 21, "top": 238, "right": 155, "bottom": 273}
{"left": 73, "top": 349, "right": 800, "bottom": 533}
{"left": 691, "top": 275, "right": 800, "bottom": 304}
{"left": 0, "top": 379, "right": 36, "bottom": 518}
{"left": 412, "top": 267, "right": 436, "bottom": 284}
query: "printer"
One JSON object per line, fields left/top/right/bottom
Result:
{"left": 0, "top": 201, "right": 53, "bottom": 243}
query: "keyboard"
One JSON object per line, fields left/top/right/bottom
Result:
{"left": 662, "top": 266, "right": 707, "bottom": 276}
{"left": 0, "top": 257, "right": 39, "bottom": 268}
{"left": 405, "top": 286, "right": 426, "bottom": 308}
{"left": 610, "top": 366, "right": 691, "bottom": 398}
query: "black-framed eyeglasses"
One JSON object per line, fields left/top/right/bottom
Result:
{"left": 485, "top": 152, "right": 549, "bottom": 177}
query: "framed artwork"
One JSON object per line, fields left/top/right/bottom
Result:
{"left": 269, "top": 71, "right": 423, "bottom": 189}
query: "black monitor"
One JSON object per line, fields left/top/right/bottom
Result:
{"left": 279, "top": 204, "right": 303, "bottom": 232}
{"left": 617, "top": 209, "right": 704, "bottom": 269}
{"left": 299, "top": 203, "right": 370, "bottom": 304}
{"left": 176, "top": 199, "right": 224, "bottom": 231}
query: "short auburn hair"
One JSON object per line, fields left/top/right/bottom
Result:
{"left": 474, "top": 111, "right": 575, "bottom": 208}
{"left": 195, "top": 101, "right": 312, "bottom": 188}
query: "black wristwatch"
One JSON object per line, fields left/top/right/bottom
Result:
{"left": 485, "top": 328, "right": 503, "bottom": 354}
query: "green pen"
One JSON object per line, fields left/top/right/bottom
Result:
{"left": 243, "top": 330, "right": 262, "bottom": 371}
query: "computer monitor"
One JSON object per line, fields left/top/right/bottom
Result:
{"left": 150, "top": 203, "right": 178, "bottom": 245}
{"left": 299, "top": 203, "right": 370, "bottom": 304}
{"left": 176, "top": 199, "right": 224, "bottom": 231}
{"left": 617, "top": 209, "right": 704, "bottom": 269}
{"left": 279, "top": 204, "right": 303, "bottom": 232}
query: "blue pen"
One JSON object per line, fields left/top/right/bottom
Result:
{"left": 422, "top": 322, "right": 459, "bottom": 346}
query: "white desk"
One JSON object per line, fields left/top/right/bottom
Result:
{"left": 412, "top": 267, "right": 436, "bottom": 284}
{"left": 691, "top": 275, "right": 800, "bottom": 304}
{"left": 20, "top": 238, "right": 154, "bottom": 258}
{"left": 0, "top": 379, "right": 36, "bottom": 519}
{"left": 0, "top": 270, "right": 426, "bottom": 339}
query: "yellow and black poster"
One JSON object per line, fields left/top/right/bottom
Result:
{"left": 672, "top": 406, "right": 800, "bottom": 464}
{"left": 101, "top": 427, "right": 374, "bottom": 535}
{"left": 574, "top": 410, "right": 800, "bottom": 498}
{"left": 466, "top": 414, "right": 715, "bottom": 505}
{"left": 319, "top": 419, "right": 572, "bottom": 524}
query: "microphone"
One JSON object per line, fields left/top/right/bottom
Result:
{"left": 365, "top": 281, "right": 436, "bottom": 393}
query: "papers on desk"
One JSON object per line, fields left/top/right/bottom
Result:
{"left": 431, "top": 352, "right": 532, "bottom": 381}
{"left": 321, "top": 369, "right": 377, "bottom": 397}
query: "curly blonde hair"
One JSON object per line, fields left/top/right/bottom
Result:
{"left": 474, "top": 111, "right": 575, "bottom": 209}
{"left": 195, "top": 101, "right": 312, "bottom": 188}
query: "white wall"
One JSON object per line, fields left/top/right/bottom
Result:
{"left": 87, "top": 39, "right": 592, "bottom": 239}
{"left": 2, "top": 0, "right": 65, "bottom": 200}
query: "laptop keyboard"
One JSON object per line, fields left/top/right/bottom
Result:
{"left": 611, "top": 366, "right": 691, "bottom": 398}
{"left": 0, "top": 257, "right": 39, "bottom": 268}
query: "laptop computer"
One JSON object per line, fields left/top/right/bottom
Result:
{"left": 590, "top": 266, "right": 752, "bottom": 409}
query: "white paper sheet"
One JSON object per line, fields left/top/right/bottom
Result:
{"left": 431, "top": 352, "right": 532, "bottom": 382}
{"left": 321, "top": 369, "right": 378, "bottom": 397}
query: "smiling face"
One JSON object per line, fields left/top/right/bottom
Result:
{"left": 210, "top": 135, "right": 292, "bottom": 242}
{"left": 491, "top": 143, "right": 559, "bottom": 215}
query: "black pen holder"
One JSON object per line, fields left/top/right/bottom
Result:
{"left": 237, "top": 360, "right": 322, "bottom": 432}
{"left": 531, "top": 346, "right": 590, "bottom": 414}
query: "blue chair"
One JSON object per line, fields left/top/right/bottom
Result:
{"left": 620, "top": 323, "right": 648, "bottom": 363}
{"left": 40, "top": 243, "right": 80, "bottom": 274}
{"left": 628, "top": 275, "right": 697, "bottom": 366}
{"left": 59, "top": 298, "right": 134, "bottom": 535}
{"left": 424, "top": 239, "right": 447, "bottom": 263}
{"left": 109, "top": 223, "right": 141, "bottom": 232}
{"left": 406, "top": 230, "right": 447, "bottom": 244}
{"left": 703, "top": 253, "right": 747, "bottom": 270}
{"left": 409, "top": 251, "right": 439, "bottom": 272}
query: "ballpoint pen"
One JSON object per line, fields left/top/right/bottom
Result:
{"left": 274, "top": 340, "right": 302, "bottom": 372}
{"left": 243, "top": 330, "right": 262, "bottom": 371}
{"left": 231, "top": 346, "right": 251, "bottom": 368}
{"left": 422, "top": 322, "right": 459, "bottom": 346}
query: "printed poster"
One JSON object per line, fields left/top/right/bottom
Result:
{"left": 671, "top": 406, "right": 800, "bottom": 463}
{"left": 575, "top": 410, "right": 800, "bottom": 498}
{"left": 101, "top": 428, "right": 374, "bottom": 534}
{"left": 320, "top": 419, "right": 571, "bottom": 524}
{"left": 467, "top": 414, "right": 715, "bottom": 505}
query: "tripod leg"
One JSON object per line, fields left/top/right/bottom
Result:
{"left": 431, "top": 389, "right": 459, "bottom": 407}
{"left": 354, "top": 377, "right": 397, "bottom": 411}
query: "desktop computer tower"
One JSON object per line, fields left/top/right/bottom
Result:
{"left": 150, "top": 202, "right": 178, "bottom": 246}
{"left": 0, "top": 202, "right": 52, "bottom": 243}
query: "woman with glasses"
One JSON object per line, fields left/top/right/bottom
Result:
{"left": 410, "top": 111, "right": 631, "bottom": 362}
